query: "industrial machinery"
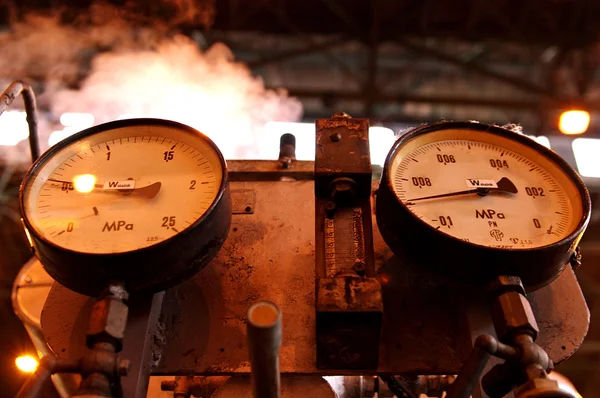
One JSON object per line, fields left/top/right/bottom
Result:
{"left": 6, "top": 82, "right": 592, "bottom": 397}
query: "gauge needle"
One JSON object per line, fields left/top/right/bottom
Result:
{"left": 47, "top": 178, "right": 103, "bottom": 188}
{"left": 79, "top": 206, "right": 100, "bottom": 220}
{"left": 408, "top": 177, "right": 518, "bottom": 202}
{"left": 46, "top": 178, "right": 161, "bottom": 199}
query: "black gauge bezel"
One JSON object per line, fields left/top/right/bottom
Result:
{"left": 376, "top": 121, "right": 592, "bottom": 291}
{"left": 19, "top": 118, "right": 231, "bottom": 296}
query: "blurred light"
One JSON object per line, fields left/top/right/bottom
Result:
{"left": 49, "top": 113, "right": 96, "bottom": 147}
{"left": 262, "top": 122, "right": 396, "bottom": 165}
{"left": 368, "top": 126, "right": 396, "bottom": 166}
{"left": 572, "top": 138, "right": 600, "bottom": 177}
{"left": 526, "top": 135, "right": 551, "bottom": 149}
{"left": 48, "top": 127, "right": 79, "bottom": 147}
{"left": 73, "top": 174, "right": 97, "bottom": 193}
{"left": 60, "top": 112, "right": 95, "bottom": 128}
{"left": 549, "top": 371, "right": 582, "bottom": 398}
{"left": 15, "top": 355, "right": 38, "bottom": 373}
{"left": 0, "top": 111, "right": 29, "bottom": 146}
{"left": 559, "top": 110, "right": 590, "bottom": 135}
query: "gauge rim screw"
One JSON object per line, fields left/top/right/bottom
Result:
{"left": 570, "top": 247, "right": 582, "bottom": 270}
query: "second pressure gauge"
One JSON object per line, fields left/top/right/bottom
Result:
{"left": 376, "top": 121, "right": 591, "bottom": 290}
{"left": 20, "top": 119, "right": 231, "bottom": 296}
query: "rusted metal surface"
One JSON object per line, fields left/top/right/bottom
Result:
{"left": 315, "top": 115, "right": 371, "bottom": 199}
{"left": 231, "top": 189, "right": 256, "bottom": 214}
{"left": 316, "top": 277, "right": 383, "bottom": 369}
{"left": 316, "top": 277, "right": 383, "bottom": 312}
{"left": 40, "top": 180, "right": 590, "bottom": 375}
{"left": 227, "top": 160, "right": 313, "bottom": 181}
{"left": 315, "top": 115, "right": 382, "bottom": 369}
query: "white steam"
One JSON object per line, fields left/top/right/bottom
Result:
{"left": 51, "top": 37, "right": 302, "bottom": 158}
{"left": 0, "top": 3, "right": 303, "bottom": 162}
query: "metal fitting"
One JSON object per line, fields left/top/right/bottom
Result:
{"left": 513, "top": 377, "right": 564, "bottom": 398}
{"left": 490, "top": 276, "right": 526, "bottom": 296}
{"left": 492, "top": 291, "right": 539, "bottom": 342}
{"left": 329, "top": 177, "right": 357, "bottom": 204}
{"left": 86, "top": 295, "right": 129, "bottom": 350}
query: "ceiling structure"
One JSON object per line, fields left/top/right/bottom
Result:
{"left": 0, "top": 0, "right": 600, "bottom": 396}
{"left": 203, "top": 0, "right": 600, "bottom": 137}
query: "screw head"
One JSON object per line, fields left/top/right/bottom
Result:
{"left": 330, "top": 132, "right": 341, "bottom": 142}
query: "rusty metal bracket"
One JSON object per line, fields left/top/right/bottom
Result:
{"left": 314, "top": 113, "right": 383, "bottom": 369}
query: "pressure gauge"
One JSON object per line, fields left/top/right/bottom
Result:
{"left": 20, "top": 119, "right": 231, "bottom": 296}
{"left": 376, "top": 121, "right": 591, "bottom": 290}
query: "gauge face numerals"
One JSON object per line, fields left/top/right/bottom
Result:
{"left": 24, "top": 129, "right": 224, "bottom": 254}
{"left": 390, "top": 138, "right": 582, "bottom": 249}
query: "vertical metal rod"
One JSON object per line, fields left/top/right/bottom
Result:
{"left": 247, "top": 301, "right": 282, "bottom": 398}
{"left": 0, "top": 80, "right": 40, "bottom": 163}
{"left": 445, "top": 346, "right": 491, "bottom": 398}
{"left": 120, "top": 291, "right": 165, "bottom": 398}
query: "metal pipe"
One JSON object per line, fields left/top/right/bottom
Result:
{"left": 0, "top": 80, "right": 40, "bottom": 163}
{"left": 446, "top": 335, "right": 502, "bottom": 398}
{"left": 278, "top": 133, "right": 296, "bottom": 169}
{"left": 246, "top": 301, "right": 282, "bottom": 398}
{"left": 16, "top": 356, "right": 80, "bottom": 398}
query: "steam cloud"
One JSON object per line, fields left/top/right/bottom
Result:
{"left": 0, "top": 2, "right": 303, "bottom": 163}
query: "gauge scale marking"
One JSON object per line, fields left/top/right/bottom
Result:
{"left": 376, "top": 122, "right": 591, "bottom": 289}
{"left": 391, "top": 139, "right": 577, "bottom": 249}
{"left": 20, "top": 119, "right": 231, "bottom": 295}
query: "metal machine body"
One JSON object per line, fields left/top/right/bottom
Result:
{"left": 38, "top": 166, "right": 589, "bottom": 393}
{"left": 6, "top": 104, "right": 589, "bottom": 397}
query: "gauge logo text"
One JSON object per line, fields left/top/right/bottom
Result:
{"left": 475, "top": 209, "right": 505, "bottom": 219}
{"left": 102, "top": 221, "right": 134, "bottom": 232}
{"left": 466, "top": 179, "right": 498, "bottom": 188}
{"left": 103, "top": 180, "right": 136, "bottom": 190}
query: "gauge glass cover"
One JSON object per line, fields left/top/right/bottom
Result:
{"left": 22, "top": 123, "right": 224, "bottom": 254}
{"left": 388, "top": 128, "right": 584, "bottom": 249}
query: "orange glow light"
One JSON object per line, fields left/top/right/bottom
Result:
{"left": 559, "top": 110, "right": 590, "bottom": 135}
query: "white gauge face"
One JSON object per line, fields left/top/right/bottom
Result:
{"left": 23, "top": 123, "right": 224, "bottom": 254}
{"left": 389, "top": 128, "right": 584, "bottom": 249}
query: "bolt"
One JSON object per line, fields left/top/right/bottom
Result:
{"left": 25, "top": 276, "right": 32, "bottom": 284}
{"left": 353, "top": 261, "right": 366, "bottom": 272}
{"left": 245, "top": 206, "right": 252, "bottom": 213}
{"left": 330, "top": 178, "right": 357, "bottom": 204}
{"left": 330, "top": 132, "right": 341, "bottom": 142}
{"left": 118, "top": 359, "right": 130, "bottom": 376}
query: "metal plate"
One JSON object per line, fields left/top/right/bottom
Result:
{"left": 231, "top": 189, "right": 256, "bottom": 214}
{"left": 12, "top": 257, "right": 54, "bottom": 327}
{"left": 40, "top": 180, "right": 589, "bottom": 375}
